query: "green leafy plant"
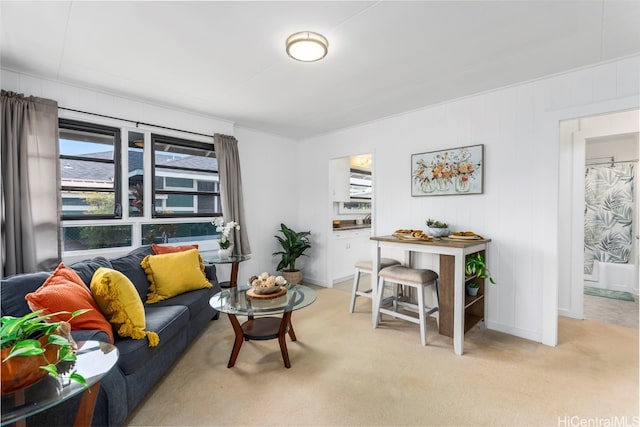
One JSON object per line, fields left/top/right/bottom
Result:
{"left": 1, "top": 309, "right": 90, "bottom": 387}
{"left": 273, "top": 223, "right": 311, "bottom": 272}
{"left": 465, "top": 253, "right": 496, "bottom": 284}
{"left": 426, "top": 218, "right": 448, "bottom": 228}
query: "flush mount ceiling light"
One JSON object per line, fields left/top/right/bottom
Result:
{"left": 286, "top": 31, "right": 328, "bottom": 62}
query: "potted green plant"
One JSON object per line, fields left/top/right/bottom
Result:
{"left": 466, "top": 281, "right": 480, "bottom": 296}
{"left": 465, "top": 253, "right": 496, "bottom": 296}
{"left": 425, "top": 218, "right": 450, "bottom": 237}
{"left": 1, "top": 309, "right": 89, "bottom": 394}
{"left": 273, "top": 223, "right": 311, "bottom": 285}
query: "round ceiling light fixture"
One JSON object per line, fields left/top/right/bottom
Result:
{"left": 286, "top": 31, "right": 328, "bottom": 62}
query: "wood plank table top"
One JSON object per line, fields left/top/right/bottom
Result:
{"left": 371, "top": 235, "right": 491, "bottom": 248}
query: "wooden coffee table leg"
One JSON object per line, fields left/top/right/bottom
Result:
{"left": 278, "top": 312, "right": 293, "bottom": 368}
{"left": 74, "top": 381, "right": 101, "bottom": 427}
{"left": 288, "top": 318, "right": 297, "bottom": 341}
{"left": 227, "top": 314, "right": 244, "bottom": 368}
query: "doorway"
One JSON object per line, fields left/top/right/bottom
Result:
{"left": 560, "top": 109, "right": 639, "bottom": 328}
{"left": 328, "top": 153, "right": 373, "bottom": 288}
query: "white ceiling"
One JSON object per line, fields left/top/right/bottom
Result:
{"left": 2, "top": 1, "right": 639, "bottom": 140}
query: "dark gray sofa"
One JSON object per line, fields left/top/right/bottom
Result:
{"left": 0, "top": 246, "right": 221, "bottom": 426}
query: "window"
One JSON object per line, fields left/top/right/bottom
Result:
{"left": 63, "top": 225, "right": 132, "bottom": 251}
{"left": 59, "top": 119, "right": 221, "bottom": 253}
{"left": 141, "top": 221, "right": 216, "bottom": 245}
{"left": 151, "top": 134, "right": 221, "bottom": 218}
{"left": 59, "top": 119, "right": 121, "bottom": 219}
{"left": 349, "top": 168, "right": 372, "bottom": 199}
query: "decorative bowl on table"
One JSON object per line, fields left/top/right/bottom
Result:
{"left": 426, "top": 226, "right": 449, "bottom": 237}
{"left": 425, "top": 219, "right": 450, "bottom": 237}
{"left": 248, "top": 272, "right": 287, "bottom": 296}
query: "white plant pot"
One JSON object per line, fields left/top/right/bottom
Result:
{"left": 466, "top": 284, "right": 479, "bottom": 296}
{"left": 218, "top": 248, "right": 232, "bottom": 260}
{"left": 426, "top": 227, "right": 449, "bottom": 237}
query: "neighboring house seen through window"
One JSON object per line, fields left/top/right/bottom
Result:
{"left": 59, "top": 119, "right": 121, "bottom": 220}
{"left": 59, "top": 119, "right": 220, "bottom": 253}
{"left": 151, "top": 134, "right": 221, "bottom": 218}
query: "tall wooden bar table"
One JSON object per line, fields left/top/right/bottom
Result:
{"left": 370, "top": 235, "right": 491, "bottom": 356}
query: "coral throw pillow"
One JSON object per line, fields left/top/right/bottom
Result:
{"left": 141, "top": 249, "right": 211, "bottom": 304}
{"left": 90, "top": 268, "right": 159, "bottom": 347}
{"left": 25, "top": 263, "right": 114, "bottom": 344}
{"left": 151, "top": 244, "right": 199, "bottom": 254}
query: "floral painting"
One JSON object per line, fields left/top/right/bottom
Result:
{"left": 411, "top": 144, "right": 484, "bottom": 196}
{"left": 584, "top": 164, "right": 634, "bottom": 275}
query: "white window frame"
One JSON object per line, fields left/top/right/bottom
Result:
{"left": 59, "top": 112, "right": 220, "bottom": 262}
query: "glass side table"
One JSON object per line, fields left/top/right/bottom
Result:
{"left": 1, "top": 340, "right": 119, "bottom": 427}
{"left": 200, "top": 251, "right": 251, "bottom": 288}
{"left": 210, "top": 284, "right": 317, "bottom": 368}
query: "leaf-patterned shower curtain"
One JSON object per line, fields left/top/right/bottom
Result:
{"left": 584, "top": 163, "right": 635, "bottom": 275}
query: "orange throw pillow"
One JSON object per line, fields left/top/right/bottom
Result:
{"left": 151, "top": 244, "right": 199, "bottom": 254}
{"left": 25, "top": 263, "right": 114, "bottom": 344}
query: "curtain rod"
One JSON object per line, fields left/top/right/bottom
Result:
{"left": 586, "top": 159, "right": 638, "bottom": 166}
{"left": 58, "top": 107, "right": 214, "bottom": 138}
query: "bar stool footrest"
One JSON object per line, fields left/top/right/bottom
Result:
{"left": 355, "top": 289, "right": 373, "bottom": 298}
{"left": 379, "top": 308, "right": 421, "bottom": 324}
{"left": 395, "top": 300, "right": 438, "bottom": 316}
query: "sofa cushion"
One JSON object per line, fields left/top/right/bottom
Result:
{"left": 71, "top": 329, "right": 112, "bottom": 343}
{"left": 0, "top": 272, "right": 51, "bottom": 317}
{"left": 151, "top": 243, "right": 199, "bottom": 254}
{"left": 114, "top": 305, "right": 189, "bottom": 375}
{"left": 69, "top": 256, "right": 113, "bottom": 287}
{"left": 141, "top": 249, "right": 211, "bottom": 303}
{"left": 91, "top": 267, "right": 159, "bottom": 347}
{"left": 110, "top": 246, "right": 155, "bottom": 300}
{"left": 25, "top": 263, "right": 114, "bottom": 343}
{"left": 148, "top": 287, "right": 217, "bottom": 321}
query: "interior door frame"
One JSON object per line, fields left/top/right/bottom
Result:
{"left": 566, "top": 110, "right": 640, "bottom": 319}
{"left": 327, "top": 152, "right": 374, "bottom": 287}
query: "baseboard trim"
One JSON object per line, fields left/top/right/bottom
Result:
{"left": 301, "top": 276, "right": 329, "bottom": 287}
{"left": 485, "top": 320, "right": 543, "bottom": 343}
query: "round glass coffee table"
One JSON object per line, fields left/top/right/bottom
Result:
{"left": 1, "top": 340, "right": 118, "bottom": 427}
{"left": 210, "top": 284, "right": 316, "bottom": 368}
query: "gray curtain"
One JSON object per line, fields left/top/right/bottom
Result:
{"left": 1, "top": 90, "right": 61, "bottom": 276}
{"left": 213, "top": 134, "right": 251, "bottom": 255}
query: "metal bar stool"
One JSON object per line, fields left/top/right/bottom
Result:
{"left": 373, "top": 265, "right": 439, "bottom": 346}
{"left": 349, "top": 258, "right": 401, "bottom": 313}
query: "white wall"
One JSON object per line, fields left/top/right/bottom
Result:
{"left": 1, "top": 70, "right": 234, "bottom": 137}
{"left": 586, "top": 133, "right": 638, "bottom": 161}
{"left": 234, "top": 126, "right": 299, "bottom": 284}
{"left": 298, "top": 55, "right": 640, "bottom": 345}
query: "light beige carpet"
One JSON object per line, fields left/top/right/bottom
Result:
{"left": 126, "top": 287, "right": 639, "bottom": 426}
{"left": 584, "top": 293, "right": 639, "bottom": 329}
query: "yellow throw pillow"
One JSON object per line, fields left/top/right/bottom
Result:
{"left": 141, "top": 249, "right": 212, "bottom": 304}
{"left": 90, "top": 267, "right": 159, "bottom": 347}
